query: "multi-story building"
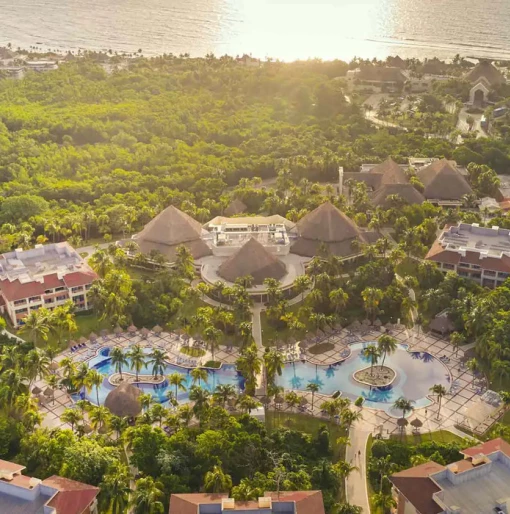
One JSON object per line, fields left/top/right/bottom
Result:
{"left": 390, "top": 438, "right": 510, "bottom": 514}
{"left": 0, "top": 242, "right": 98, "bottom": 326}
{"left": 0, "top": 459, "right": 99, "bottom": 513}
{"left": 426, "top": 223, "right": 510, "bottom": 288}
{"left": 169, "top": 491, "right": 325, "bottom": 514}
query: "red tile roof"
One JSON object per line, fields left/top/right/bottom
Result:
{"left": 42, "top": 475, "right": 99, "bottom": 514}
{"left": 265, "top": 490, "right": 325, "bottom": 514}
{"left": 0, "top": 279, "right": 46, "bottom": 302}
{"left": 390, "top": 462, "right": 445, "bottom": 514}
{"left": 425, "top": 240, "right": 460, "bottom": 265}
{"left": 63, "top": 270, "right": 97, "bottom": 288}
{"left": 43, "top": 273, "right": 65, "bottom": 289}
{"left": 461, "top": 437, "right": 510, "bottom": 458}
{"left": 0, "top": 460, "right": 25, "bottom": 474}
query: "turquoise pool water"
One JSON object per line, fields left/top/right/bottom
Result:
{"left": 276, "top": 342, "right": 450, "bottom": 415}
{"left": 77, "top": 347, "right": 244, "bottom": 406}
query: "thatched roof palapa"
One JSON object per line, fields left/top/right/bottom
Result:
{"left": 44, "top": 387, "right": 54, "bottom": 397}
{"left": 132, "top": 205, "right": 211, "bottom": 261}
{"left": 89, "top": 332, "right": 98, "bottom": 341}
{"left": 371, "top": 184, "right": 426, "bottom": 208}
{"left": 417, "top": 159, "right": 472, "bottom": 201}
{"left": 128, "top": 325, "right": 137, "bottom": 334}
{"left": 464, "top": 60, "right": 505, "bottom": 86}
{"left": 410, "top": 418, "right": 423, "bottom": 428}
{"left": 224, "top": 198, "right": 247, "bottom": 217}
{"left": 153, "top": 325, "right": 163, "bottom": 334}
{"left": 104, "top": 382, "right": 142, "bottom": 417}
{"left": 218, "top": 238, "right": 287, "bottom": 285}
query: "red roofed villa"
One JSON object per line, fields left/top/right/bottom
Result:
{"left": 0, "top": 242, "right": 98, "bottom": 326}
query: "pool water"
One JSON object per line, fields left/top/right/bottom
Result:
{"left": 276, "top": 342, "right": 450, "bottom": 415}
{"left": 78, "top": 347, "right": 244, "bottom": 406}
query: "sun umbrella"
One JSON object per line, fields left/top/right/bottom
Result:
{"left": 397, "top": 417, "right": 409, "bottom": 428}
{"left": 100, "top": 329, "right": 109, "bottom": 337}
{"left": 114, "top": 326, "right": 123, "bottom": 335}
{"left": 32, "top": 386, "right": 42, "bottom": 395}
{"left": 68, "top": 340, "right": 77, "bottom": 348}
{"left": 140, "top": 327, "right": 150, "bottom": 339}
{"left": 49, "top": 362, "right": 59, "bottom": 371}
{"left": 128, "top": 325, "right": 137, "bottom": 334}
{"left": 89, "top": 332, "right": 98, "bottom": 342}
{"left": 78, "top": 336, "right": 87, "bottom": 345}
{"left": 153, "top": 325, "right": 163, "bottom": 335}
{"left": 43, "top": 387, "right": 54, "bottom": 397}
{"left": 410, "top": 418, "right": 423, "bottom": 428}
{"left": 374, "top": 319, "right": 382, "bottom": 327}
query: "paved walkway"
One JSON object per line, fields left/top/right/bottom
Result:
{"left": 252, "top": 307, "right": 263, "bottom": 349}
{"left": 345, "top": 423, "right": 370, "bottom": 513}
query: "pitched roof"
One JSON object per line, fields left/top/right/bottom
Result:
{"left": 429, "top": 315, "right": 455, "bottom": 334}
{"left": 390, "top": 462, "right": 445, "bottom": 514}
{"left": 265, "top": 490, "right": 325, "bottom": 514}
{"left": 224, "top": 198, "right": 247, "bottom": 216}
{"left": 218, "top": 238, "right": 287, "bottom": 284}
{"left": 104, "top": 382, "right": 142, "bottom": 417}
{"left": 358, "top": 66, "right": 406, "bottom": 83}
{"left": 294, "top": 202, "right": 362, "bottom": 243}
{"left": 461, "top": 437, "right": 510, "bottom": 458}
{"left": 371, "top": 184, "right": 426, "bottom": 208}
{"left": 371, "top": 158, "right": 409, "bottom": 185}
{"left": 42, "top": 476, "right": 99, "bottom": 514}
{"left": 0, "top": 460, "right": 25, "bottom": 474}
{"left": 169, "top": 493, "right": 227, "bottom": 514}
{"left": 417, "top": 159, "right": 473, "bottom": 200}
{"left": 344, "top": 171, "right": 383, "bottom": 190}
{"left": 465, "top": 60, "right": 505, "bottom": 86}
{"left": 0, "top": 279, "right": 46, "bottom": 302}
{"left": 133, "top": 205, "right": 211, "bottom": 261}
{"left": 63, "top": 270, "right": 98, "bottom": 288}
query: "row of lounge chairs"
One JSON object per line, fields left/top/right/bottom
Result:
{"left": 70, "top": 342, "right": 88, "bottom": 352}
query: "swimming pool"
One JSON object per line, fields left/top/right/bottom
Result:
{"left": 276, "top": 342, "right": 450, "bottom": 415}
{"left": 77, "top": 347, "right": 245, "bottom": 406}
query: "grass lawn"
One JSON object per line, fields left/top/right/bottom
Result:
{"left": 180, "top": 346, "right": 206, "bottom": 358}
{"left": 395, "top": 257, "right": 420, "bottom": 279}
{"left": 308, "top": 342, "right": 335, "bottom": 355}
{"left": 265, "top": 411, "right": 348, "bottom": 460}
{"left": 126, "top": 265, "right": 156, "bottom": 282}
{"left": 389, "top": 429, "right": 465, "bottom": 445}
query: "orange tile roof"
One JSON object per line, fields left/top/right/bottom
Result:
{"left": 461, "top": 437, "right": 510, "bottom": 458}
{"left": 63, "top": 270, "right": 97, "bottom": 288}
{"left": 0, "top": 460, "right": 25, "bottom": 474}
{"left": 42, "top": 476, "right": 99, "bottom": 514}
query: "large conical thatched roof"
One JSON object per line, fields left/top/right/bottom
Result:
{"left": 417, "top": 159, "right": 472, "bottom": 201}
{"left": 132, "top": 205, "right": 211, "bottom": 261}
{"left": 371, "top": 158, "right": 408, "bottom": 185}
{"left": 224, "top": 198, "right": 247, "bottom": 216}
{"left": 291, "top": 202, "right": 369, "bottom": 258}
{"left": 371, "top": 184, "right": 426, "bottom": 208}
{"left": 465, "top": 60, "right": 505, "bottom": 86}
{"left": 104, "top": 382, "right": 142, "bottom": 417}
{"left": 218, "top": 238, "right": 287, "bottom": 285}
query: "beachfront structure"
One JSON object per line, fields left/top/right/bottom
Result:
{"left": 24, "top": 60, "right": 58, "bottom": 72}
{"left": 0, "top": 459, "right": 99, "bottom": 514}
{"left": 169, "top": 491, "right": 325, "bottom": 514}
{"left": 346, "top": 65, "right": 406, "bottom": 92}
{"left": 291, "top": 202, "right": 379, "bottom": 259}
{"left": 127, "top": 205, "right": 212, "bottom": 262}
{"left": 204, "top": 215, "right": 293, "bottom": 257}
{"left": 465, "top": 60, "right": 506, "bottom": 105}
{"left": 0, "top": 242, "right": 97, "bottom": 326}
{"left": 343, "top": 157, "right": 472, "bottom": 207}
{"left": 425, "top": 223, "right": 510, "bottom": 288}
{"left": 390, "top": 438, "right": 510, "bottom": 514}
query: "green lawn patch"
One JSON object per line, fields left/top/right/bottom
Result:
{"left": 390, "top": 429, "right": 465, "bottom": 445}
{"left": 204, "top": 360, "right": 221, "bottom": 368}
{"left": 308, "top": 342, "right": 335, "bottom": 355}
{"left": 260, "top": 304, "right": 306, "bottom": 347}
{"left": 395, "top": 257, "right": 420, "bottom": 279}
{"left": 180, "top": 346, "right": 206, "bottom": 358}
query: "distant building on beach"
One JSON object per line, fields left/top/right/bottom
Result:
{"left": 465, "top": 60, "right": 506, "bottom": 105}
{"left": 346, "top": 65, "right": 406, "bottom": 93}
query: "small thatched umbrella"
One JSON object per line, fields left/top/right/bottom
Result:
{"left": 114, "top": 326, "right": 123, "bottom": 337}
{"left": 68, "top": 340, "right": 77, "bottom": 348}
{"left": 32, "top": 385, "right": 42, "bottom": 395}
{"left": 350, "top": 320, "right": 361, "bottom": 330}
{"left": 43, "top": 386, "right": 54, "bottom": 397}
{"left": 128, "top": 324, "right": 137, "bottom": 334}
{"left": 140, "top": 327, "right": 150, "bottom": 339}
{"left": 397, "top": 418, "right": 409, "bottom": 431}
{"left": 49, "top": 362, "right": 59, "bottom": 372}
{"left": 104, "top": 383, "right": 142, "bottom": 418}
{"left": 100, "top": 329, "right": 109, "bottom": 338}
{"left": 410, "top": 418, "right": 423, "bottom": 432}
{"left": 78, "top": 336, "right": 87, "bottom": 346}
{"left": 362, "top": 319, "right": 371, "bottom": 327}
{"left": 374, "top": 319, "right": 382, "bottom": 327}
{"left": 153, "top": 325, "right": 163, "bottom": 335}
{"left": 275, "top": 395, "right": 284, "bottom": 408}
{"left": 89, "top": 332, "right": 98, "bottom": 342}
{"left": 259, "top": 396, "right": 271, "bottom": 407}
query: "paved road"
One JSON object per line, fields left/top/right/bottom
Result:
{"left": 456, "top": 106, "right": 488, "bottom": 140}
{"left": 345, "top": 423, "right": 371, "bottom": 513}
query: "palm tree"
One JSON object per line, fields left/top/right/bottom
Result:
{"left": 110, "top": 347, "right": 128, "bottom": 380}
{"left": 264, "top": 348, "right": 284, "bottom": 386}
{"left": 73, "top": 363, "right": 90, "bottom": 394}
{"left": 236, "top": 343, "right": 262, "bottom": 396}
{"left": 362, "top": 346, "right": 381, "bottom": 376}
{"left": 189, "top": 385, "right": 210, "bottom": 425}
{"left": 361, "top": 287, "right": 384, "bottom": 324}
{"left": 306, "top": 382, "right": 320, "bottom": 411}
{"left": 190, "top": 367, "right": 208, "bottom": 386}
{"left": 429, "top": 384, "right": 447, "bottom": 419}
{"left": 61, "top": 407, "right": 83, "bottom": 432}
{"left": 168, "top": 372, "right": 187, "bottom": 399}
{"left": 19, "top": 311, "right": 49, "bottom": 346}
{"left": 203, "top": 325, "right": 221, "bottom": 362}
{"left": 177, "top": 404, "right": 193, "bottom": 427}
{"left": 372, "top": 455, "right": 398, "bottom": 491}
{"left": 293, "top": 274, "right": 311, "bottom": 301}
{"left": 150, "top": 403, "right": 167, "bottom": 428}
{"left": 449, "top": 331, "right": 465, "bottom": 357}
{"left": 139, "top": 393, "right": 154, "bottom": 412}
{"left": 204, "top": 465, "right": 233, "bottom": 493}
{"left": 466, "top": 358, "right": 479, "bottom": 386}
{"left": 492, "top": 360, "right": 510, "bottom": 387}
{"left": 148, "top": 348, "right": 166, "bottom": 380}
{"left": 110, "top": 415, "right": 128, "bottom": 439}
{"left": 236, "top": 394, "right": 261, "bottom": 414}
{"left": 393, "top": 397, "right": 414, "bottom": 419}
{"left": 127, "top": 344, "right": 145, "bottom": 382}
{"left": 334, "top": 503, "right": 363, "bottom": 514}
{"left": 341, "top": 409, "right": 362, "bottom": 431}
{"left": 59, "top": 357, "right": 76, "bottom": 378}
{"left": 45, "top": 374, "right": 59, "bottom": 404}
{"left": 377, "top": 335, "right": 397, "bottom": 367}
{"left": 85, "top": 369, "right": 105, "bottom": 406}
{"left": 371, "top": 492, "right": 397, "bottom": 514}
{"left": 213, "top": 384, "right": 237, "bottom": 408}
{"left": 333, "top": 460, "right": 358, "bottom": 479}
{"left": 99, "top": 463, "right": 131, "bottom": 514}
{"left": 89, "top": 405, "right": 110, "bottom": 433}
{"left": 329, "top": 288, "right": 349, "bottom": 316}
{"left": 130, "top": 476, "right": 164, "bottom": 514}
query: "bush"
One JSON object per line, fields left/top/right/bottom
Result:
{"left": 180, "top": 346, "right": 206, "bottom": 357}
{"left": 354, "top": 397, "right": 364, "bottom": 407}
{"left": 204, "top": 360, "right": 221, "bottom": 368}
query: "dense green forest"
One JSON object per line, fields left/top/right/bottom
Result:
{"left": 0, "top": 55, "right": 510, "bottom": 250}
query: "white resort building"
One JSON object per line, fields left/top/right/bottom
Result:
{"left": 0, "top": 242, "right": 98, "bottom": 326}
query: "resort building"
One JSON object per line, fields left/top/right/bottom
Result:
{"left": 425, "top": 223, "right": 510, "bottom": 288}
{"left": 0, "top": 242, "right": 98, "bottom": 326}
{"left": 0, "top": 459, "right": 99, "bottom": 514}
{"left": 343, "top": 157, "right": 472, "bottom": 207}
{"left": 127, "top": 205, "right": 212, "bottom": 262}
{"left": 169, "top": 491, "right": 325, "bottom": 514}
{"left": 390, "top": 438, "right": 510, "bottom": 514}
{"left": 465, "top": 60, "right": 506, "bottom": 105}
{"left": 346, "top": 65, "right": 406, "bottom": 92}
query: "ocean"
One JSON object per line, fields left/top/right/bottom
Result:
{"left": 1, "top": 0, "right": 510, "bottom": 62}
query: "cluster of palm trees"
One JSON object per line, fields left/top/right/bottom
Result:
{"left": 109, "top": 345, "right": 167, "bottom": 382}
{"left": 362, "top": 335, "right": 398, "bottom": 376}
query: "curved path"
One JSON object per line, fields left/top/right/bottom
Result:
{"left": 345, "top": 424, "right": 370, "bottom": 513}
